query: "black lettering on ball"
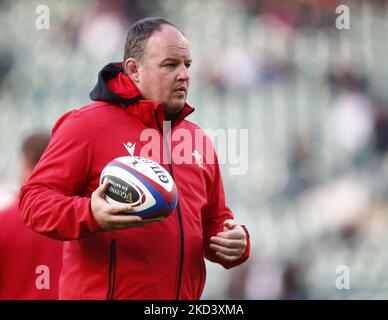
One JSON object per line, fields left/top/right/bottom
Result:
{"left": 104, "top": 175, "right": 140, "bottom": 204}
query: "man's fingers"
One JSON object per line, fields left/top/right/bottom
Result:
{"left": 210, "top": 236, "right": 246, "bottom": 249}
{"left": 214, "top": 251, "right": 239, "bottom": 262}
{"left": 94, "top": 180, "right": 110, "bottom": 198}
{"left": 209, "top": 243, "right": 243, "bottom": 256}
{"left": 216, "top": 228, "right": 245, "bottom": 240}
{"left": 110, "top": 203, "right": 134, "bottom": 215}
{"left": 93, "top": 181, "right": 135, "bottom": 214}
{"left": 208, "top": 220, "right": 247, "bottom": 261}
{"left": 109, "top": 214, "right": 143, "bottom": 225}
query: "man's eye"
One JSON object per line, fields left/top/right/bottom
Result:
{"left": 185, "top": 63, "right": 191, "bottom": 69}
{"left": 165, "top": 63, "right": 176, "bottom": 68}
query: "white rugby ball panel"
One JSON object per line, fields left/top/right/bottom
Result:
{"left": 114, "top": 156, "right": 174, "bottom": 193}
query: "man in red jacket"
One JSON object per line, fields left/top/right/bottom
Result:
{"left": 19, "top": 17, "right": 250, "bottom": 300}
{"left": 0, "top": 131, "right": 62, "bottom": 299}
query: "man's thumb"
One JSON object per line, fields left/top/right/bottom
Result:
{"left": 223, "top": 219, "right": 237, "bottom": 231}
{"left": 94, "top": 180, "right": 109, "bottom": 197}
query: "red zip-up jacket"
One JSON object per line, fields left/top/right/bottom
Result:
{"left": 19, "top": 63, "right": 250, "bottom": 300}
{"left": 0, "top": 199, "right": 62, "bottom": 300}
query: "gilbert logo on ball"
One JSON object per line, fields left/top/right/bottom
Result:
{"left": 100, "top": 156, "right": 178, "bottom": 221}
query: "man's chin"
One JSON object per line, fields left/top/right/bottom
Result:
{"left": 164, "top": 101, "right": 186, "bottom": 117}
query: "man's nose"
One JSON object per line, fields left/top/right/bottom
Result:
{"left": 177, "top": 64, "right": 190, "bottom": 81}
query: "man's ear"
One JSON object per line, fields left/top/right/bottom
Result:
{"left": 124, "top": 58, "right": 140, "bottom": 83}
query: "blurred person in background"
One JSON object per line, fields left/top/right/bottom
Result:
{"left": 19, "top": 17, "right": 250, "bottom": 300}
{"left": 325, "top": 68, "right": 375, "bottom": 169}
{"left": 0, "top": 131, "right": 62, "bottom": 300}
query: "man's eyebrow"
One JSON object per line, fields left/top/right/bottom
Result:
{"left": 160, "top": 58, "right": 178, "bottom": 63}
{"left": 160, "top": 57, "right": 192, "bottom": 64}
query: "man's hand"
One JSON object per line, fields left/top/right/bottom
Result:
{"left": 91, "top": 180, "right": 147, "bottom": 231}
{"left": 209, "top": 219, "right": 247, "bottom": 262}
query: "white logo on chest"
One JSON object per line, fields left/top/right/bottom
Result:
{"left": 123, "top": 142, "right": 136, "bottom": 156}
{"left": 192, "top": 150, "right": 204, "bottom": 168}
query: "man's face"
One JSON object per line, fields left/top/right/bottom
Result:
{"left": 136, "top": 25, "right": 192, "bottom": 117}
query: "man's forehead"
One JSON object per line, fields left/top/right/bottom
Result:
{"left": 145, "top": 26, "right": 191, "bottom": 57}
{"left": 163, "top": 44, "right": 191, "bottom": 56}
{"left": 145, "top": 43, "right": 191, "bottom": 61}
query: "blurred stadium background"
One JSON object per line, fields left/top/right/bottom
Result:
{"left": 2, "top": 0, "right": 388, "bottom": 299}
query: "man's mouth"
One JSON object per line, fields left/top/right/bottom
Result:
{"left": 174, "top": 87, "right": 187, "bottom": 94}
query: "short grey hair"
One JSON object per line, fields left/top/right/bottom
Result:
{"left": 123, "top": 17, "right": 183, "bottom": 62}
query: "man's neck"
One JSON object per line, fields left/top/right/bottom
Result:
{"left": 164, "top": 110, "right": 182, "bottom": 123}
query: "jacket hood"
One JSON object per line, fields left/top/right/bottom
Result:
{"left": 89, "top": 62, "right": 143, "bottom": 108}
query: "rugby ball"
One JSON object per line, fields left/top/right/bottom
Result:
{"left": 100, "top": 156, "right": 178, "bottom": 221}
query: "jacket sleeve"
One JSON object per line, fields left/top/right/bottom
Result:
{"left": 19, "top": 110, "right": 104, "bottom": 240}
{"left": 201, "top": 149, "right": 250, "bottom": 269}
